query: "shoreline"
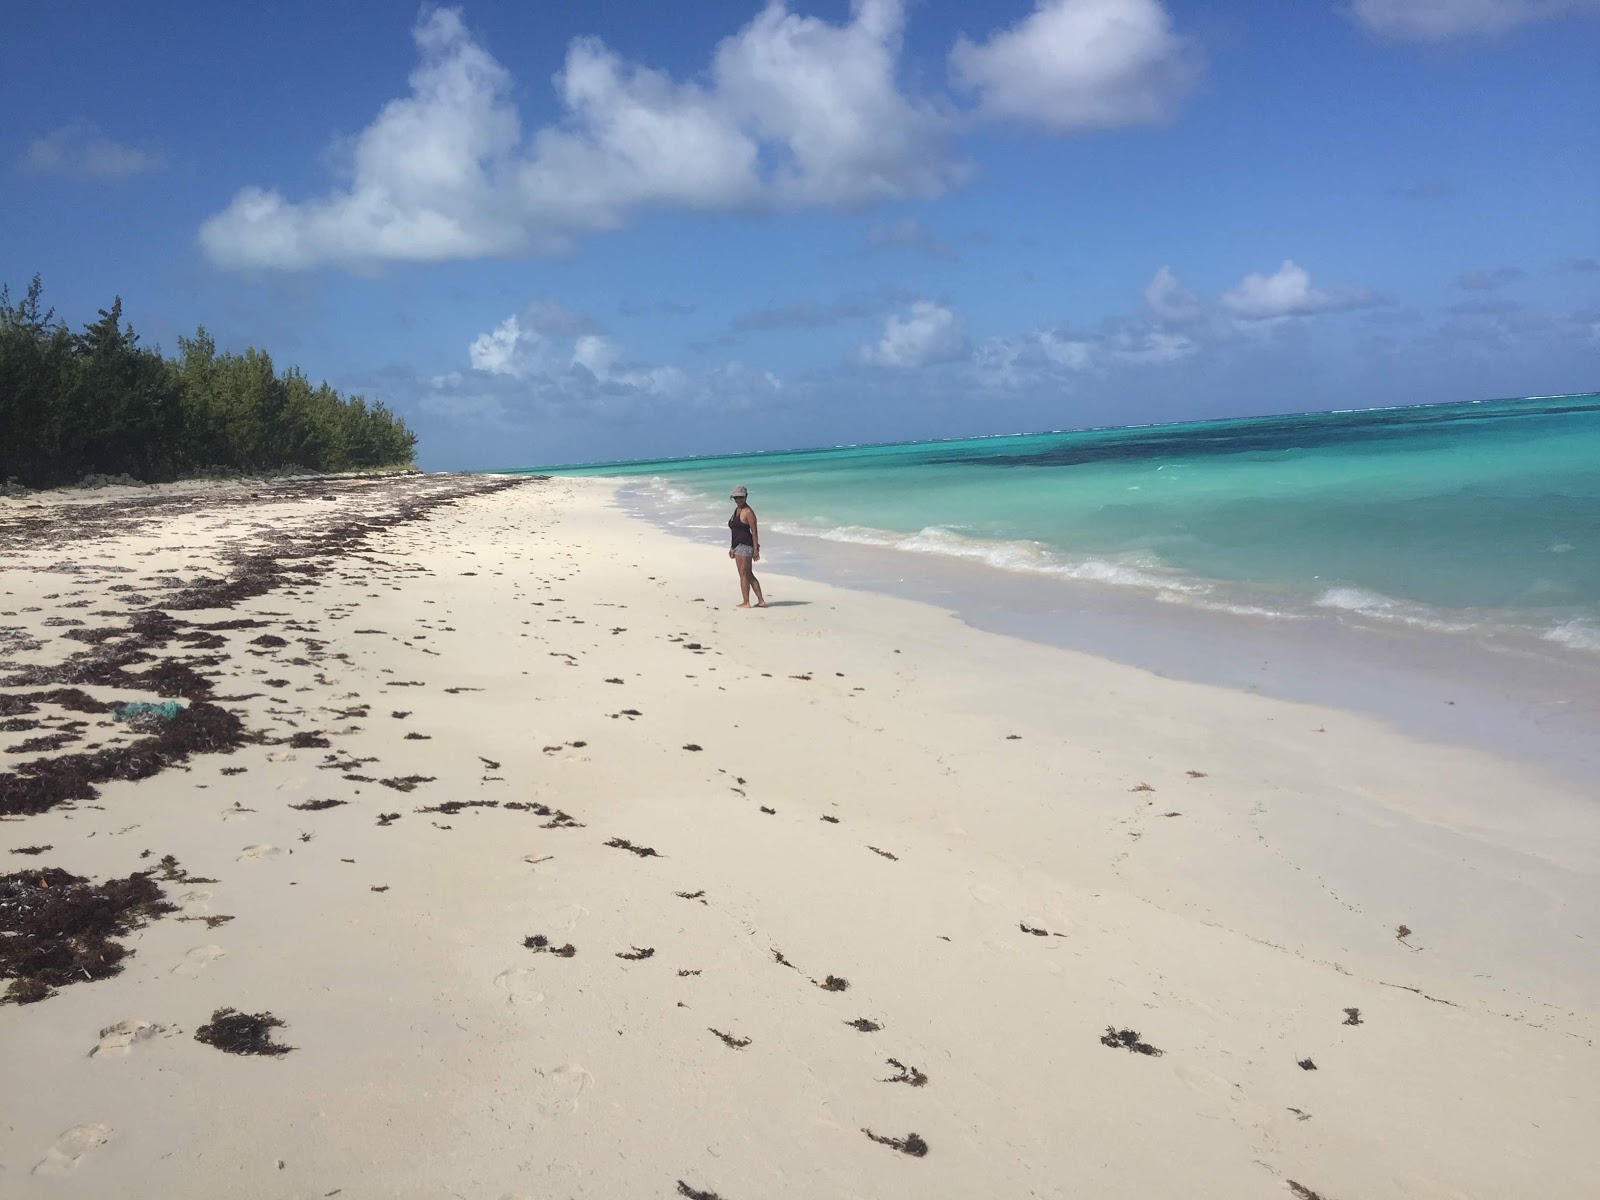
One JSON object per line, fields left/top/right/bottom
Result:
{"left": 614, "top": 477, "right": 1600, "bottom": 788}
{"left": 3, "top": 473, "right": 1597, "bottom": 1197}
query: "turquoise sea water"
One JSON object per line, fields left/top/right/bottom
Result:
{"left": 523, "top": 394, "right": 1600, "bottom": 653}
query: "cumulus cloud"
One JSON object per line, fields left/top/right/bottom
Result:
{"left": 951, "top": 0, "right": 1198, "bottom": 129}
{"left": 1142, "top": 264, "right": 1203, "bottom": 324}
{"left": 443, "top": 304, "right": 781, "bottom": 426}
{"left": 201, "top": 4, "right": 957, "bottom": 268}
{"left": 1350, "top": 0, "right": 1600, "bottom": 40}
{"left": 201, "top": 1, "right": 1202, "bottom": 269}
{"left": 20, "top": 122, "right": 163, "bottom": 180}
{"left": 1220, "top": 260, "right": 1379, "bottom": 323}
{"left": 859, "top": 301, "right": 969, "bottom": 366}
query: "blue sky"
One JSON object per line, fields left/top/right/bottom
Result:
{"left": 4, "top": 0, "right": 1597, "bottom": 469}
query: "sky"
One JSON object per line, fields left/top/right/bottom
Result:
{"left": 3, "top": 0, "right": 1597, "bottom": 469}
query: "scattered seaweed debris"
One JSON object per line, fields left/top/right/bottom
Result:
{"left": 0, "top": 701, "right": 247, "bottom": 817}
{"left": 676, "top": 1182, "right": 723, "bottom": 1200}
{"left": 820, "top": 815, "right": 840, "bottom": 824}
{"left": 862, "top": 1129, "right": 928, "bottom": 1157}
{"left": 677, "top": 969, "right": 701, "bottom": 977}
{"left": 289, "top": 799, "right": 346, "bottom": 811}
{"left": 9, "top": 845, "right": 51, "bottom": 856}
{"left": 1186, "top": 769, "right": 1208, "bottom": 778}
{"left": 604, "top": 677, "right": 624, "bottom": 684}
{"left": 178, "top": 914, "right": 236, "bottom": 929}
{"left": 1298, "top": 1058, "right": 1317, "bottom": 1071}
{"left": 675, "top": 890, "right": 707, "bottom": 903}
{"left": 287, "top": 731, "right": 331, "bottom": 749}
{"left": 1020, "top": 923, "right": 1049, "bottom": 937}
{"left": 1342, "top": 1007, "right": 1363, "bottom": 1026}
{"left": 709, "top": 1028, "right": 750, "bottom": 1049}
{"left": 867, "top": 846, "right": 898, "bottom": 861}
{"left": 505, "top": 801, "right": 585, "bottom": 829}
{"left": 1, "top": 867, "right": 178, "bottom": 1004}
{"left": 370, "top": 886, "right": 389, "bottom": 894}
{"left": 478, "top": 756, "right": 500, "bottom": 770}
{"left": 416, "top": 800, "right": 499, "bottom": 815}
{"left": 1287, "top": 1107, "right": 1312, "bottom": 1122}
{"left": 881, "top": 1058, "right": 928, "bottom": 1087}
{"left": 846, "top": 1018, "right": 882, "bottom": 1032}
{"left": 376, "top": 813, "right": 402, "bottom": 826}
{"left": 403, "top": 732, "right": 431, "bottom": 741}
{"left": 759, "top": 806, "right": 775, "bottom": 815}
{"left": 1130, "top": 782, "right": 1155, "bottom": 793}
{"left": 617, "top": 946, "right": 655, "bottom": 961}
{"left": 605, "top": 837, "right": 660, "bottom": 858}
{"left": 773, "top": 949, "right": 796, "bottom": 969}
{"left": 1100, "top": 1027, "right": 1164, "bottom": 1056}
{"left": 524, "top": 935, "right": 576, "bottom": 958}
{"left": 682, "top": 743, "right": 703, "bottom": 752}
{"left": 379, "top": 775, "right": 435, "bottom": 793}
{"left": 152, "top": 855, "right": 217, "bottom": 885}
{"left": 1395, "top": 924, "right": 1414, "bottom": 943}
{"left": 194, "top": 1007, "right": 293, "bottom": 1057}
{"left": 817, "top": 975, "right": 850, "bottom": 992}
{"left": 1287, "top": 1184, "right": 1329, "bottom": 1200}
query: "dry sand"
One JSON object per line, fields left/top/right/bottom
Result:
{"left": 1, "top": 472, "right": 1596, "bottom": 1199}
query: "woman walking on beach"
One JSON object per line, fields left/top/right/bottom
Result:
{"left": 728, "top": 485, "right": 765, "bottom": 608}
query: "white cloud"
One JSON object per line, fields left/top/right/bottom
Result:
{"left": 202, "top": 3, "right": 955, "bottom": 269}
{"left": 468, "top": 314, "right": 531, "bottom": 376}
{"left": 21, "top": 122, "right": 163, "bottom": 179}
{"left": 1350, "top": 0, "right": 1600, "bottom": 40}
{"left": 951, "top": 0, "right": 1197, "bottom": 129}
{"left": 859, "top": 301, "right": 969, "bottom": 366}
{"left": 202, "top": 2, "right": 1203, "bottom": 270}
{"left": 1220, "top": 260, "right": 1378, "bottom": 323}
{"left": 1142, "top": 264, "right": 1203, "bottom": 324}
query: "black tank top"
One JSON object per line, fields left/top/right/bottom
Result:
{"left": 729, "top": 508, "right": 753, "bottom": 548}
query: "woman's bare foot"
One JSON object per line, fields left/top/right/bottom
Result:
{"left": 735, "top": 602, "right": 751, "bottom": 608}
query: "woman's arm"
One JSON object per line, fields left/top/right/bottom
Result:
{"left": 746, "top": 509, "right": 760, "bottom": 559}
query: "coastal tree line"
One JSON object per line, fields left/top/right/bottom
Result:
{"left": 0, "top": 276, "right": 416, "bottom": 489}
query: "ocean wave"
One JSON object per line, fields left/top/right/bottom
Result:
{"left": 1313, "top": 587, "right": 1478, "bottom": 633}
{"left": 1544, "top": 619, "right": 1600, "bottom": 652}
{"left": 772, "top": 521, "right": 1207, "bottom": 595}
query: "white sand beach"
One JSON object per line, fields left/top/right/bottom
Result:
{"left": 2, "top": 473, "right": 1597, "bottom": 1199}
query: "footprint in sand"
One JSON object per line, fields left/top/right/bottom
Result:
{"left": 33, "top": 1124, "right": 110, "bottom": 1176}
{"left": 237, "top": 843, "right": 282, "bottom": 861}
{"left": 172, "top": 945, "right": 226, "bottom": 977}
{"left": 968, "top": 882, "right": 1002, "bottom": 906}
{"left": 91, "top": 1019, "right": 162, "bottom": 1057}
{"left": 532, "top": 1063, "right": 594, "bottom": 1118}
{"left": 178, "top": 887, "right": 214, "bottom": 909}
{"left": 494, "top": 968, "right": 546, "bottom": 1005}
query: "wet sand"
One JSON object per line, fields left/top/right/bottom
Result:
{"left": 1, "top": 473, "right": 1597, "bottom": 1198}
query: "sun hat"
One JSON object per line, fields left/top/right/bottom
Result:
{"left": 730, "top": 486, "right": 748, "bottom": 498}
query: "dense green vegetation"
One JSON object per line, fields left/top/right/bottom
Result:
{"left": 0, "top": 276, "right": 416, "bottom": 490}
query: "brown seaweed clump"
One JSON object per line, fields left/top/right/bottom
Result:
{"left": 1, "top": 867, "right": 177, "bottom": 1004}
{"left": 0, "top": 701, "right": 246, "bottom": 817}
{"left": 1100, "top": 1027, "right": 1164, "bottom": 1056}
{"left": 194, "top": 1007, "right": 293, "bottom": 1056}
{"left": 862, "top": 1128, "right": 929, "bottom": 1157}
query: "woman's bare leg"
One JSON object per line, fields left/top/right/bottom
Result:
{"left": 735, "top": 556, "right": 752, "bottom": 607}
{"left": 748, "top": 567, "right": 765, "bottom": 607}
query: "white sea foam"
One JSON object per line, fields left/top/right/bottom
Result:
{"left": 772, "top": 521, "right": 1207, "bottom": 595}
{"left": 1544, "top": 619, "right": 1600, "bottom": 652}
{"left": 1313, "top": 587, "right": 1476, "bottom": 633}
